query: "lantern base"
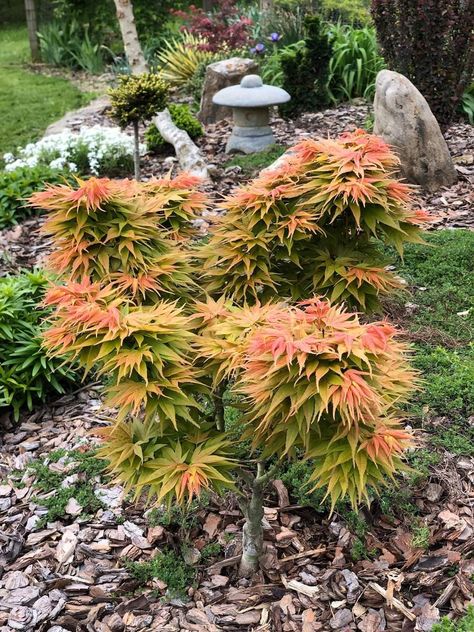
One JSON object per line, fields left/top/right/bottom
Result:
{"left": 225, "top": 125, "right": 275, "bottom": 154}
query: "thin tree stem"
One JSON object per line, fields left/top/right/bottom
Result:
{"left": 133, "top": 120, "right": 140, "bottom": 181}
{"left": 213, "top": 381, "right": 226, "bottom": 432}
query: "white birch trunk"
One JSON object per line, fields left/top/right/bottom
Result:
{"left": 153, "top": 109, "right": 209, "bottom": 180}
{"left": 112, "top": 0, "right": 148, "bottom": 74}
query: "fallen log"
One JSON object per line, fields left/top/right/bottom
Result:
{"left": 153, "top": 108, "right": 209, "bottom": 179}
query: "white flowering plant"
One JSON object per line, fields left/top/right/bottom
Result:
{"left": 3, "top": 126, "right": 146, "bottom": 176}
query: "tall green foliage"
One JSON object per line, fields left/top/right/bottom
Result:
{"left": 0, "top": 270, "right": 78, "bottom": 419}
{"left": 327, "top": 23, "right": 385, "bottom": 102}
{"left": 280, "top": 15, "right": 333, "bottom": 117}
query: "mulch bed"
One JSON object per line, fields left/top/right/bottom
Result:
{"left": 0, "top": 389, "right": 473, "bottom": 631}
{"left": 0, "top": 103, "right": 473, "bottom": 631}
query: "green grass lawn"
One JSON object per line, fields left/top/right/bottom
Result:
{"left": 0, "top": 27, "right": 93, "bottom": 158}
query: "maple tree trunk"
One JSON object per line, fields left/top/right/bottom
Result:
{"left": 24, "top": 0, "right": 41, "bottom": 62}
{"left": 238, "top": 462, "right": 278, "bottom": 577}
{"left": 239, "top": 476, "right": 264, "bottom": 577}
{"left": 132, "top": 121, "right": 141, "bottom": 181}
{"left": 213, "top": 382, "right": 226, "bottom": 431}
{"left": 112, "top": 0, "right": 148, "bottom": 74}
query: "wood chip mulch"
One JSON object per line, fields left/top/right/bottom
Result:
{"left": 0, "top": 388, "right": 473, "bottom": 632}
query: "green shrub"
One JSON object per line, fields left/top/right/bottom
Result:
{"left": 327, "top": 23, "right": 385, "bottom": 103}
{"left": 279, "top": 460, "right": 327, "bottom": 510}
{"left": 0, "top": 166, "right": 71, "bottom": 230}
{"left": 432, "top": 606, "right": 474, "bottom": 632}
{"left": 247, "top": 3, "right": 307, "bottom": 45}
{"left": 320, "top": 0, "right": 372, "bottom": 26}
{"left": 280, "top": 15, "right": 333, "bottom": 117}
{"left": 460, "top": 82, "right": 474, "bottom": 125}
{"left": 0, "top": 270, "right": 79, "bottom": 420}
{"left": 145, "top": 104, "right": 203, "bottom": 154}
{"left": 124, "top": 550, "right": 195, "bottom": 598}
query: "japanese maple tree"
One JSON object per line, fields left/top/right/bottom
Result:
{"left": 200, "top": 129, "right": 431, "bottom": 311}
{"left": 34, "top": 131, "right": 424, "bottom": 578}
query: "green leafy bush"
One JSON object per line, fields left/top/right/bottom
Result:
{"left": 320, "top": 0, "right": 372, "bottom": 26}
{"left": 279, "top": 459, "right": 327, "bottom": 510}
{"left": 327, "top": 23, "right": 385, "bottom": 103}
{"left": 460, "top": 82, "right": 474, "bottom": 125}
{"left": 155, "top": 32, "right": 215, "bottom": 88}
{"left": 280, "top": 15, "right": 333, "bottom": 117}
{"left": 432, "top": 606, "right": 474, "bottom": 632}
{"left": 145, "top": 104, "right": 203, "bottom": 154}
{"left": 0, "top": 270, "right": 79, "bottom": 420}
{"left": 0, "top": 166, "right": 71, "bottom": 230}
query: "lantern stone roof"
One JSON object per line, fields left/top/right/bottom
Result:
{"left": 212, "top": 74, "right": 291, "bottom": 108}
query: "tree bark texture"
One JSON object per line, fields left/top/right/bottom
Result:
{"left": 239, "top": 477, "right": 265, "bottom": 577}
{"left": 113, "top": 0, "right": 148, "bottom": 74}
{"left": 153, "top": 109, "right": 209, "bottom": 179}
{"left": 24, "top": 0, "right": 41, "bottom": 63}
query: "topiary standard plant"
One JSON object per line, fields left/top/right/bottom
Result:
{"left": 200, "top": 129, "right": 431, "bottom": 311}
{"left": 108, "top": 73, "right": 169, "bottom": 180}
{"left": 371, "top": 0, "right": 474, "bottom": 126}
{"left": 35, "top": 131, "right": 422, "bottom": 579}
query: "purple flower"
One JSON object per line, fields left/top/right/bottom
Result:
{"left": 250, "top": 47, "right": 256, "bottom": 54}
{"left": 269, "top": 32, "right": 281, "bottom": 42}
{"left": 255, "top": 42, "right": 266, "bottom": 53}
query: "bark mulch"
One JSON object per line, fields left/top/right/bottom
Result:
{"left": 0, "top": 391, "right": 473, "bottom": 631}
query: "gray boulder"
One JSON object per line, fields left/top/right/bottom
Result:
{"left": 198, "top": 57, "right": 258, "bottom": 125}
{"left": 374, "top": 70, "right": 457, "bottom": 192}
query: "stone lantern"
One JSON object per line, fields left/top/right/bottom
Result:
{"left": 212, "top": 74, "right": 291, "bottom": 154}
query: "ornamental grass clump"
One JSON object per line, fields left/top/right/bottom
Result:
{"left": 200, "top": 129, "right": 431, "bottom": 311}
{"left": 108, "top": 73, "right": 169, "bottom": 179}
{"left": 37, "top": 131, "right": 421, "bottom": 579}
